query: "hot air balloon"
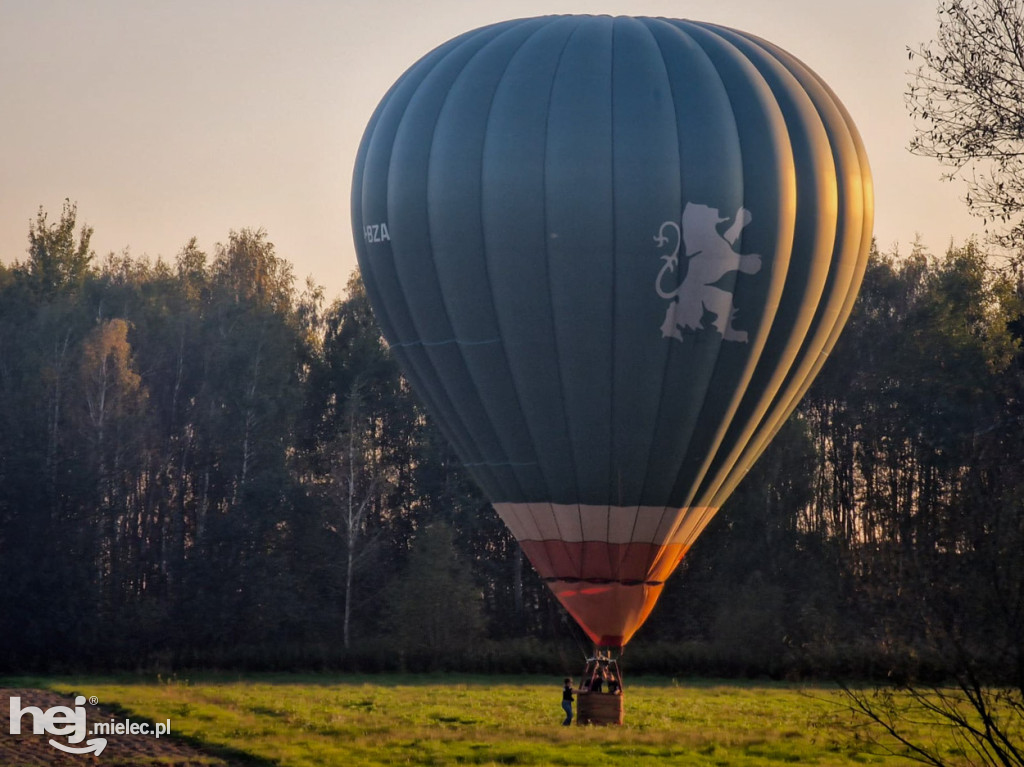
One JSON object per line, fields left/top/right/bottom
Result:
{"left": 352, "top": 15, "right": 872, "bottom": 658}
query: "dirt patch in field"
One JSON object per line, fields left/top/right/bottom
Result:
{"left": 1, "top": 688, "right": 254, "bottom": 766}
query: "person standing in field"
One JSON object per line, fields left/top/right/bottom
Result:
{"left": 562, "top": 678, "right": 574, "bottom": 726}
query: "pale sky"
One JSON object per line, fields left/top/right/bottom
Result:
{"left": 1, "top": 0, "right": 976, "bottom": 300}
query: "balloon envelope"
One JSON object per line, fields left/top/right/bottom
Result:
{"left": 352, "top": 15, "right": 872, "bottom": 648}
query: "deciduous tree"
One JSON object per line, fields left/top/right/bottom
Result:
{"left": 25, "top": 199, "right": 94, "bottom": 295}
{"left": 384, "top": 522, "right": 486, "bottom": 663}
{"left": 908, "top": 0, "right": 1024, "bottom": 246}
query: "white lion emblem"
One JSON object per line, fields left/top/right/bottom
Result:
{"left": 655, "top": 203, "right": 762, "bottom": 343}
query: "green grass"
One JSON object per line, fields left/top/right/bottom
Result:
{"left": 6, "top": 674, "right": 965, "bottom": 766}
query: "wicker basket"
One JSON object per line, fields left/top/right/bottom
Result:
{"left": 575, "top": 691, "right": 624, "bottom": 725}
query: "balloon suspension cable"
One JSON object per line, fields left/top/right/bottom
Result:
{"left": 579, "top": 647, "right": 625, "bottom": 701}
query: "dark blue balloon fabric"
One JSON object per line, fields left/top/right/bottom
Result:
{"left": 352, "top": 16, "right": 872, "bottom": 646}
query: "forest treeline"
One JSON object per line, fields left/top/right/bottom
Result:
{"left": 1, "top": 201, "right": 1022, "bottom": 677}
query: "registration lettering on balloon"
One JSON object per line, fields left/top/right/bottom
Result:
{"left": 362, "top": 222, "right": 391, "bottom": 244}
{"left": 655, "top": 203, "right": 762, "bottom": 343}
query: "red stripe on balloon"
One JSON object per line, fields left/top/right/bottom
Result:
{"left": 518, "top": 540, "right": 689, "bottom": 584}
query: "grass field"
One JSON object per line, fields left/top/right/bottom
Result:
{"left": 5, "top": 674, "right": 967, "bottom": 766}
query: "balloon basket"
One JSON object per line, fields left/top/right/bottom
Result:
{"left": 576, "top": 689, "right": 624, "bottom": 726}
{"left": 575, "top": 651, "right": 624, "bottom": 725}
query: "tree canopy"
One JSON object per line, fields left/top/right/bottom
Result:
{"left": 0, "top": 204, "right": 1022, "bottom": 682}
